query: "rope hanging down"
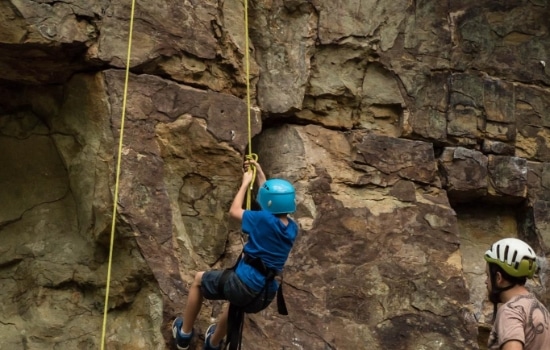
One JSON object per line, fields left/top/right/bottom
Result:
{"left": 243, "top": 0, "right": 258, "bottom": 211}
{"left": 100, "top": 0, "right": 136, "bottom": 348}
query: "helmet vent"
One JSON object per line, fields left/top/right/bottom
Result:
{"left": 504, "top": 245, "right": 509, "bottom": 261}
{"left": 512, "top": 251, "right": 518, "bottom": 264}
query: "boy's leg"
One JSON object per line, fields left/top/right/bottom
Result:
{"left": 209, "top": 305, "right": 229, "bottom": 347}
{"left": 182, "top": 271, "right": 204, "bottom": 333}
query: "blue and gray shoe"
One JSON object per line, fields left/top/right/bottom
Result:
{"left": 172, "top": 317, "right": 194, "bottom": 350}
{"left": 203, "top": 324, "right": 222, "bottom": 350}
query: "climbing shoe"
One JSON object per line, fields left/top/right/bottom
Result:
{"left": 204, "top": 323, "right": 222, "bottom": 350}
{"left": 172, "top": 316, "right": 194, "bottom": 350}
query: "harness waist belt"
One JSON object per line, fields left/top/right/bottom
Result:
{"left": 242, "top": 254, "right": 279, "bottom": 279}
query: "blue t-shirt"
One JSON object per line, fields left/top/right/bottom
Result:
{"left": 235, "top": 210, "right": 298, "bottom": 292}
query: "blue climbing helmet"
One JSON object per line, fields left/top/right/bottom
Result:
{"left": 257, "top": 179, "right": 296, "bottom": 214}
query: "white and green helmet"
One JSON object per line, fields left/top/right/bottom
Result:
{"left": 484, "top": 238, "right": 537, "bottom": 278}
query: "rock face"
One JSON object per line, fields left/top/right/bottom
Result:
{"left": 1, "top": 1, "right": 549, "bottom": 349}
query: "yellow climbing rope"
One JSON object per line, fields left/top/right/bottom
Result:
{"left": 243, "top": 0, "right": 258, "bottom": 210}
{"left": 100, "top": 0, "right": 136, "bottom": 349}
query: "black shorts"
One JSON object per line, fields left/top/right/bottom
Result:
{"left": 201, "top": 270, "right": 276, "bottom": 314}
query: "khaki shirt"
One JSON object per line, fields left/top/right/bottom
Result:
{"left": 488, "top": 293, "right": 550, "bottom": 350}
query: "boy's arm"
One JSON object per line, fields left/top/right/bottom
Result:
{"left": 229, "top": 170, "right": 254, "bottom": 221}
{"left": 254, "top": 161, "right": 267, "bottom": 187}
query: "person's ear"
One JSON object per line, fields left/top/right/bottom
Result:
{"left": 495, "top": 271, "right": 503, "bottom": 286}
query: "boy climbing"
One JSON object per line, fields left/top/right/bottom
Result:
{"left": 172, "top": 159, "right": 299, "bottom": 350}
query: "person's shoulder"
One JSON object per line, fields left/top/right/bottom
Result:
{"left": 500, "top": 294, "right": 542, "bottom": 317}
{"left": 244, "top": 209, "right": 271, "bottom": 220}
{"left": 529, "top": 294, "right": 550, "bottom": 313}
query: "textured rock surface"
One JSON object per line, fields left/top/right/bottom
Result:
{"left": 1, "top": 0, "right": 550, "bottom": 349}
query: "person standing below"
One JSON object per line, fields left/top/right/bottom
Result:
{"left": 484, "top": 237, "right": 550, "bottom": 350}
{"left": 172, "top": 159, "right": 299, "bottom": 350}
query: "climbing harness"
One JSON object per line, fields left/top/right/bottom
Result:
{"left": 100, "top": 1, "right": 136, "bottom": 349}
{"left": 219, "top": 253, "right": 288, "bottom": 314}
{"left": 220, "top": 252, "right": 288, "bottom": 350}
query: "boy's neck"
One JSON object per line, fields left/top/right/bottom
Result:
{"left": 276, "top": 214, "right": 289, "bottom": 225}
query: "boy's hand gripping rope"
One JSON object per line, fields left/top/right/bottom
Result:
{"left": 245, "top": 153, "right": 258, "bottom": 210}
